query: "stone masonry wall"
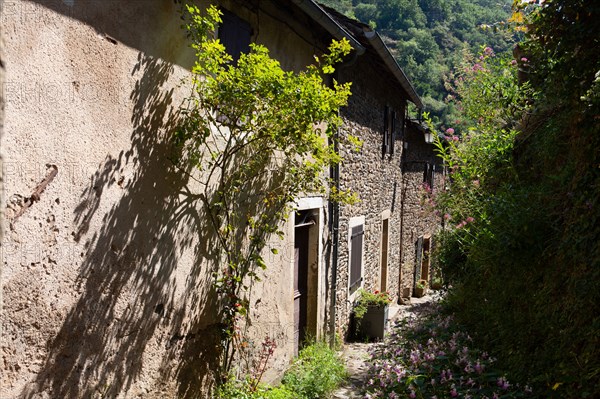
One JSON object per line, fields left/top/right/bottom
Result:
{"left": 398, "top": 123, "right": 444, "bottom": 300}
{"left": 334, "top": 57, "right": 406, "bottom": 337}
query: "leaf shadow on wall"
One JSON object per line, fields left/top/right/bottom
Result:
{"left": 20, "top": 52, "right": 224, "bottom": 398}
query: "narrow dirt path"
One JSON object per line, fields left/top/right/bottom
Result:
{"left": 332, "top": 294, "right": 436, "bottom": 399}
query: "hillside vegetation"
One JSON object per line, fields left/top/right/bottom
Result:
{"left": 325, "top": 1, "right": 599, "bottom": 397}
{"left": 320, "top": 0, "right": 515, "bottom": 126}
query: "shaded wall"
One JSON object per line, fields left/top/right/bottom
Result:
{"left": 0, "top": 0, "right": 331, "bottom": 396}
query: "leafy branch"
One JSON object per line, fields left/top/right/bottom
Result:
{"left": 176, "top": 3, "right": 354, "bottom": 382}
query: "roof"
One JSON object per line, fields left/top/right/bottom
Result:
{"left": 290, "top": 0, "right": 423, "bottom": 109}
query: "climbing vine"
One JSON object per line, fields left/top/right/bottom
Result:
{"left": 176, "top": 4, "right": 354, "bottom": 381}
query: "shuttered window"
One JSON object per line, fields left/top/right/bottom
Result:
{"left": 390, "top": 110, "right": 396, "bottom": 155}
{"left": 383, "top": 106, "right": 390, "bottom": 155}
{"left": 383, "top": 106, "right": 397, "bottom": 155}
{"left": 219, "top": 9, "right": 252, "bottom": 64}
{"left": 349, "top": 224, "right": 364, "bottom": 293}
{"left": 414, "top": 235, "right": 424, "bottom": 287}
{"left": 424, "top": 162, "right": 435, "bottom": 190}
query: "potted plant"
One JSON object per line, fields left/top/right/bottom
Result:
{"left": 431, "top": 276, "right": 443, "bottom": 290}
{"left": 352, "top": 289, "right": 391, "bottom": 341}
{"left": 414, "top": 279, "right": 428, "bottom": 297}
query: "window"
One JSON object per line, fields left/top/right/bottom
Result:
{"left": 219, "top": 9, "right": 252, "bottom": 63}
{"left": 383, "top": 106, "right": 397, "bottom": 156}
{"left": 424, "top": 162, "right": 435, "bottom": 190}
{"left": 348, "top": 217, "right": 365, "bottom": 295}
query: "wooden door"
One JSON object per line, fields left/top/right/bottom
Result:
{"left": 380, "top": 219, "right": 389, "bottom": 291}
{"left": 294, "top": 225, "right": 309, "bottom": 356}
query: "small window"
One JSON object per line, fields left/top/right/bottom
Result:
{"left": 219, "top": 9, "right": 252, "bottom": 64}
{"left": 349, "top": 224, "right": 364, "bottom": 293}
{"left": 383, "top": 106, "right": 397, "bottom": 156}
{"left": 424, "top": 162, "right": 435, "bottom": 190}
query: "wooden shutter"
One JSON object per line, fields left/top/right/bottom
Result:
{"left": 423, "top": 163, "right": 435, "bottom": 189}
{"left": 383, "top": 105, "right": 390, "bottom": 155}
{"left": 349, "top": 224, "right": 364, "bottom": 292}
{"left": 389, "top": 110, "right": 396, "bottom": 155}
{"left": 414, "top": 236, "right": 423, "bottom": 288}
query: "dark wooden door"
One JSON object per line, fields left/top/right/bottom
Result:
{"left": 294, "top": 225, "right": 309, "bottom": 356}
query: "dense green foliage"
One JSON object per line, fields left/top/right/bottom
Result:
{"left": 429, "top": 1, "right": 600, "bottom": 397}
{"left": 217, "top": 341, "right": 347, "bottom": 398}
{"left": 281, "top": 341, "right": 348, "bottom": 398}
{"left": 319, "top": 0, "right": 515, "bottom": 126}
{"left": 177, "top": 4, "right": 353, "bottom": 382}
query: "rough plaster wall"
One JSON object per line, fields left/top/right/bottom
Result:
{"left": 1, "top": 1, "right": 337, "bottom": 396}
{"left": 0, "top": 0, "right": 5, "bottom": 364}
{"left": 1, "top": 1, "right": 220, "bottom": 397}
{"left": 333, "top": 60, "right": 405, "bottom": 337}
{"left": 399, "top": 125, "right": 444, "bottom": 299}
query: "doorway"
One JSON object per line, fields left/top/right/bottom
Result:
{"left": 293, "top": 209, "right": 317, "bottom": 355}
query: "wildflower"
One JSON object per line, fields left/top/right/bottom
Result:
{"left": 472, "top": 179, "right": 480, "bottom": 187}
{"left": 510, "top": 59, "right": 517, "bottom": 66}
{"left": 446, "top": 127, "right": 455, "bottom": 134}
{"left": 452, "top": 136, "right": 459, "bottom": 142}
{"left": 450, "top": 384, "right": 458, "bottom": 397}
{"left": 520, "top": 57, "right": 528, "bottom": 62}
{"left": 466, "top": 217, "right": 475, "bottom": 223}
{"left": 497, "top": 376, "right": 510, "bottom": 390}
{"left": 409, "top": 391, "right": 416, "bottom": 399}
{"left": 464, "top": 362, "right": 474, "bottom": 373}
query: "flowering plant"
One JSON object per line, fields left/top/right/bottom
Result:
{"left": 354, "top": 289, "right": 391, "bottom": 322}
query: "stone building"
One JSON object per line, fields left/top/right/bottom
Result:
{"left": 1, "top": 0, "right": 441, "bottom": 397}
{"left": 321, "top": 7, "right": 443, "bottom": 336}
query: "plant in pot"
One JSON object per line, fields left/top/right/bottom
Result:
{"left": 431, "top": 276, "right": 443, "bottom": 290}
{"left": 414, "top": 279, "right": 428, "bottom": 297}
{"left": 352, "top": 289, "right": 391, "bottom": 341}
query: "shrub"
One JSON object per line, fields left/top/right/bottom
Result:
{"left": 216, "top": 341, "right": 346, "bottom": 398}
{"left": 282, "top": 341, "right": 347, "bottom": 399}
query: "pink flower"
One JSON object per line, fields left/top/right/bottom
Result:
{"left": 444, "top": 213, "right": 452, "bottom": 220}
{"left": 510, "top": 59, "right": 517, "bottom": 66}
{"left": 521, "top": 57, "right": 529, "bottom": 62}
{"left": 446, "top": 128, "right": 455, "bottom": 134}
{"left": 472, "top": 179, "right": 480, "bottom": 187}
{"left": 452, "top": 136, "right": 459, "bottom": 142}
{"left": 466, "top": 217, "right": 475, "bottom": 223}
{"left": 484, "top": 46, "right": 494, "bottom": 55}
{"left": 409, "top": 390, "right": 416, "bottom": 398}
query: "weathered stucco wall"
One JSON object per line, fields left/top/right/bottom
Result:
{"left": 1, "top": 0, "right": 323, "bottom": 396}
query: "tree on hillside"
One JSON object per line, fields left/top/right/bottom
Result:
{"left": 320, "top": 0, "right": 515, "bottom": 127}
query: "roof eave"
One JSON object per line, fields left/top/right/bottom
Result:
{"left": 291, "top": 0, "right": 366, "bottom": 55}
{"left": 363, "top": 30, "right": 423, "bottom": 109}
